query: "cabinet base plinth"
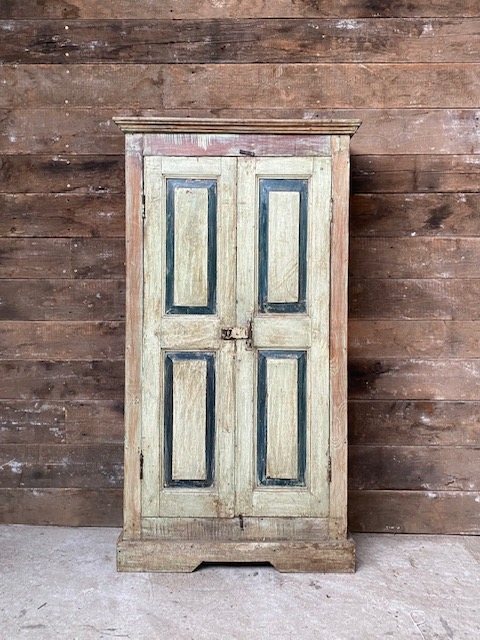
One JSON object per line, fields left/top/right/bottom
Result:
{"left": 117, "top": 534, "right": 355, "bottom": 573}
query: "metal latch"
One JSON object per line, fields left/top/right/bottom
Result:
{"left": 221, "top": 326, "right": 250, "bottom": 340}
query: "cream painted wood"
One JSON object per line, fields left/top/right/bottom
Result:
{"left": 173, "top": 187, "right": 209, "bottom": 307}
{"left": 236, "top": 156, "right": 331, "bottom": 518}
{"left": 142, "top": 156, "right": 236, "bottom": 519}
{"left": 267, "top": 190, "right": 300, "bottom": 303}
{"left": 266, "top": 358, "right": 298, "bottom": 479}
{"left": 252, "top": 316, "right": 311, "bottom": 348}
{"left": 171, "top": 358, "right": 207, "bottom": 481}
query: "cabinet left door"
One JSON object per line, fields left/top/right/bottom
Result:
{"left": 141, "top": 157, "right": 237, "bottom": 519}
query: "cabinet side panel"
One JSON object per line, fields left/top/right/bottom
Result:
{"left": 123, "top": 134, "right": 144, "bottom": 539}
{"left": 330, "top": 135, "right": 350, "bottom": 538}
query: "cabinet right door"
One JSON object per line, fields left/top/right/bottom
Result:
{"left": 235, "top": 157, "right": 332, "bottom": 518}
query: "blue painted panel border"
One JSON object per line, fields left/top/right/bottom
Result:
{"left": 165, "top": 178, "right": 217, "bottom": 315}
{"left": 164, "top": 351, "right": 215, "bottom": 488}
{"left": 257, "top": 350, "right": 307, "bottom": 487}
{"left": 258, "top": 179, "right": 308, "bottom": 314}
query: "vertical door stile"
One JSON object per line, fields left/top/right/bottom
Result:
{"left": 235, "top": 158, "right": 257, "bottom": 516}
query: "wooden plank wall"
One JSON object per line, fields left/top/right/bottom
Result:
{"left": 1, "top": 1, "right": 479, "bottom": 533}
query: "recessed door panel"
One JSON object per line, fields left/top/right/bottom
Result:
{"left": 165, "top": 352, "right": 215, "bottom": 486}
{"left": 259, "top": 179, "right": 308, "bottom": 312}
{"left": 166, "top": 179, "right": 216, "bottom": 314}
{"left": 258, "top": 350, "right": 306, "bottom": 485}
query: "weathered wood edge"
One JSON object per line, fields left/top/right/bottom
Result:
{"left": 123, "top": 133, "right": 143, "bottom": 538}
{"left": 117, "top": 533, "right": 356, "bottom": 573}
{"left": 113, "top": 117, "right": 361, "bottom": 135}
{"left": 329, "top": 135, "right": 351, "bottom": 539}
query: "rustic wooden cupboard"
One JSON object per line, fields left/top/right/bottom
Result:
{"left": 115, "top": 117, "right": 360, "bottom": 572}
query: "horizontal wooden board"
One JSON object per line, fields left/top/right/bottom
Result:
{"left": 349, "top": 400, "right": 480, "bottom": 446}
{"left": 349, "top": 445, "right": 480, "bottom": 491}
{"left": 0, "top": 360, "right": 123, "bottom": 400}
{"left": 1, "top": 1, "right": 479, "bottom": 19}
{"left": 0, "top": 487, "right": 122, "bottom": 526}
{"left": 0, "top": 279, "right": 125, "bottom": 321}
{"left": 352, "top": 155, "right": 480, "bottom": 192}
{"left": 349, "top": 490, "right": 480, "bottom": 534}
{"left": 0, "top": 400, "right": 66, "bottom": 444}
{"left": 0, "top": 321, "right": 124, "bottom": 360}
{"left": 65, "top": 400, "right": 124, "bottom": 443}
{"left": 351, "top": 193, "right": 480, "bottom": 237}
{"left": 350, "top": 237, "right": 480, "bottom": 279}
{"left": 349, "top": 320, "right": 480, "bottom": 358}
{"left": 350, "top": 279, "right": 480, "bottom": 320}
{"left": 2, "top": 19, "right": 479, "bottom": 64}
{"left": 0, "top": 399, "right": 123, "bottom": 444}
{"left": 3, "top": 111, "right": 480, "bottom": 156}
{"left": 0, "top": 443, "right": 123, "bottom": 488}
{"left": 3, "top": 64, "right": 480, "bottom": 110}
{"left": 0, "top": 193, "right": 124, "bottom": 237}
{"left": 349, "top": 358, "right": 480, "bottom": 400}
{"left": 0, "top": 155, "right": 124, "bottom": 194}
{"left": 0, "top": 238, "right": 124, "bottom": 279}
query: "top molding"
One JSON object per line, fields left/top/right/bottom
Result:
{"left": 113, "top": 117, "right": 361, "bottom": 136}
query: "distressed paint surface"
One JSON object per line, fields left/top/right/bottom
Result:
{"left": 172, "top": 187, "right": 209, "bottom": 308}
{"left": 166, "top": 353, "right": 214, "bottom": 486}
{"left": 267, "top": 191, "right": 300, "bottom": 303}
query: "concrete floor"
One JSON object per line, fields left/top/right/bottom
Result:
{"left": 0, "top": 527, "right": 479, "bottom": 640}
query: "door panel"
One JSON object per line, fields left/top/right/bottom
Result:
{"left": 142, "top": 157, "right": 236, "bottom": 519}
{"left": 236, "top": 156, "right": 331, "bottom": 517}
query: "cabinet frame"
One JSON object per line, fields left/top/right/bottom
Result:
{"left": 115, "top": 117, "right": 360, "bottom": 572}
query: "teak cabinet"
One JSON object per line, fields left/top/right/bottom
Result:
{"left": 115, "top": 117, "right": 360, "bottom": 572}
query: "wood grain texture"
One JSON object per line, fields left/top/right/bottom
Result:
{"left": 117, "top": 536, "right": 355, "bottom": 573}
{"left": 0, "top": 401, "right": 66, "bottom": 444}
{"left": 267, "top": 191, "right": 300, "bottom": 303}
{"left": 349, "top": 279, "right": 480, "bottom": 320}
{"left": 0, "top": 321, "right": 124, "bottom": 360}
{"left": 0, "top": 238, "right": 124, "bottom": 279}
{"left": 0, "top": 443, "right": 123, "bottom": 489}
{"left": 0, "top": 279, "right": 125, "bottom": 321}
{"left": 266, "top": 358, "right": 298, "bottom": 479}
{"left": 0, "top": 360, "right": 123, "bottom": 400}
{"left": 122, "top": 138, "right": 143, "bottom": 538}
{"left": 352, "top": 155, "right": 480, "bottom": 192}
{"left": 0, "top": 399, "right": 123, "bottom": 445}
{"left": 351, "top": 193, "right": 480, "bottom": 238}
{"left": 349, "top": 321, "right": 480, "bottom": 358}
{"left": 349, "top": 490, "right": 480, "bottom": 534}
{"left": 329, "top": 136, "right": 350, "bottom": 538}
{"left": 2, "top": 5, "right": 479, "bottom": 538}
{"left": 0, "top": 193, "right": 124, "bottom": 238}
{"left": 349, "top": 400, "right": 480, "bottom": 446}
{"left": 2, "top": 19, "right": 480, "bottom": 64}
{"left": 349, "top": 358, "right": 480, "bottom": 400}
{"left": 350, "top": 238, "right": 480, "bottom": 279}
{"left": 173, "top": 186, "right": 209, "bottom": 307}
{"left": 0, "top": 487, "right": 122, "bottom": 526}
{"left": 171, "top": 359, "right": 207, "bottom": 481}
{"left": 3, "top": 111, "right": 480, "bottom": 156}
{"left": 349, "top": 445, "right": 480, "bottom": 491}
{"left": 3, "top": 64, "right": 480, "bottom": 110}
{"left": 2, "top": 1, "right": 480, "bottom": 19}
{"left": 0, "top": 155, "right": 124, "bottom": 193}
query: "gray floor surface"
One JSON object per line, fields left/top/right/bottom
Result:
{"left": 0, "top": 526, "right": 479, "bottom": 639}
